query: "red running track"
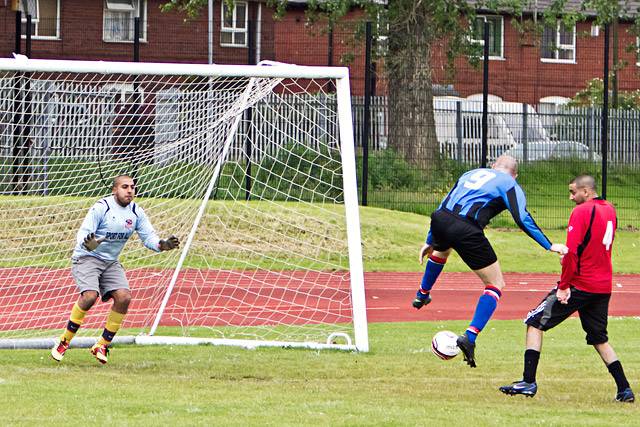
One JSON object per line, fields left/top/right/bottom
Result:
{"left": 1, "top": 269, "right": 639, "bottom": 330}
{"left": 365, "top": 272, "right": 640, "bottom": 322}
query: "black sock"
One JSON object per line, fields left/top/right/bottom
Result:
{"left": 523, "top": 349, "right": 540, "bottom": 384}
{"left": 607, "top": 360, "right": 630, "bottom": 392}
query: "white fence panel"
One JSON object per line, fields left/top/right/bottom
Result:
{"left": 4, "top": 77, "right": 640, "bottom": 166}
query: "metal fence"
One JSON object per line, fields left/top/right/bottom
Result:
{"left": 0, "top": 78, "right": 341, "bottom": 163}
{"left": 3, "top": 76, "right": 640, "bottom": 169}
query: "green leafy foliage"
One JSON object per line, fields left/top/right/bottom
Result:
{"left": 250, "top": 142, "right": 344, "bottom": 202}
{"left": 356, "top": 148, "right": 430, "bottom": 191}
{"left": 568, "top": 78, "right": 640, "bottom": 110}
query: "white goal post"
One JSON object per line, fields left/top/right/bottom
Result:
{"left": 0, "top": 56, "right": 368, "bottom": 352}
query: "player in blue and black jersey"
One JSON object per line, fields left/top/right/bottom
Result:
{"left": 413, "top": 155, "right": 568, "bottom": 368}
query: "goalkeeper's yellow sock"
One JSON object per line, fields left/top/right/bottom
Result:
{"left": 97, "top": 310, "right": 125, "bottom": 346}
{"left": 61, "top": 302, "right": 87, "bottom": 343}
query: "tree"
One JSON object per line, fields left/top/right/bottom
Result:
{"left": 384, "top": 0, "right": 479, "bottom": 169}
{"left": 161, "top": 0, "right": 485, "bottom": 170}
{"left": 160, "top": 0, "right": 640, "bottom": 169}
{"left": 569, "top": 77, "right": 640, "bottom": 110}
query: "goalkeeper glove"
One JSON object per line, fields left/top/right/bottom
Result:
{"left": 159, "top": 235, "right": 180, "bottom": 251}
{"left": 83, "top": 233, "right": 105, "bottom": 251}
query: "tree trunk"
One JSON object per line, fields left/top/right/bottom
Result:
{"left": 386, "top": 14, "right": 439, "bottom": 171}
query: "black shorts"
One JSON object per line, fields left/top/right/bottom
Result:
{"left": 429, "top": 209, "right": 498, "bottom": 270}
{"left": 524, "top": 286, "right": 611, "bottom": 345}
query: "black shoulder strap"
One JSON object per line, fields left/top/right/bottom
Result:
{"left": 100, "top": 198, "right": 110, "bottom": 214}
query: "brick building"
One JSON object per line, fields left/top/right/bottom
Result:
{"left": 0, "top": 1, "right": 638, "bottom": 102}
{"left": 0, "top": 0, "right": 368, "bottom": 93}
{"left": 434, "top": 1, "right": 640, "bottom": 105}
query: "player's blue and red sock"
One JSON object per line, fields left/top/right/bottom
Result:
{"left": 416, "top": 254, "right": 447, "bottom": 299}
{"left": 465, "top": 285, "right": 502, "bottom": 344}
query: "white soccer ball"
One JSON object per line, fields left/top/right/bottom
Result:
{"left": 431, "top": 330, "right": 461, "bottom": 360}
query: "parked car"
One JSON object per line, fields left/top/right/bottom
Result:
{"left": 433, "top": 97, "right": 599, "bottom": 163}
{"left": 434, "top": 97, "right": 518, "bottom": 164}
{"left": 504, "top": 141, "right": 601, "bottom": 161}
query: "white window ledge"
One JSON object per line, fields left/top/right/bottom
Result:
{"left": 540, "top": 58, "right": 576, "bottom": 64}
{"left": 103, "top": 39, "right": 148, "bottom": 44}
{"left": 21, "top": 36, "right": 60, "bottom": 40}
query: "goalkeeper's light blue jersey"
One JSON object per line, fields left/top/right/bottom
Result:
{"left": 427, "top": 168, "right": 551, "bottom": 250}
{"left": 72, "top": 195, "right": 161, "bottom": 262}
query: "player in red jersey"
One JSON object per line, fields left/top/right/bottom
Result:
{"left": 499, "top": 175, "right": 634, "bottom": 402}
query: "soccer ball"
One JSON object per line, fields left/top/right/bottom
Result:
{"left": 431, "top": 330, "right": 461, "bottom": 360}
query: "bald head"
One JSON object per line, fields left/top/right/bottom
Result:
{"left": 112, "top": 175, "right": 133, "bottom": 190}
{"left": 569, "top": 175, "right": 597, "bottom": 205}
{"left": 570, "top": 175, "right": 597, "bottom": 192}
{"left": 112, "top": 175, "right": 136, "bottom": 207}
{"left": 492, "top": 154, "right": 518, "bottom": 178}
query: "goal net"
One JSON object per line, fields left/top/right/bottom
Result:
{"left": 0, "top": 57, "right": 367, "bottom": 352}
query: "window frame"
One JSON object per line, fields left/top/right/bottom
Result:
{"left": 103, "top": 0, "right": 148, "bottom": 43}
{"left": 541, "top": 21, "right": 576, "bottom": 64}
{"left": 105, "top": 0, "right": 136, "bottom": 11}
{"left": 221, "top": 1, "right": 249, "bottom": 48}
{"left": 20, "top": 0, "right": 61, "bottom": 40}
{"left": 470, "top": 14, "right": 505, "bottom": 60}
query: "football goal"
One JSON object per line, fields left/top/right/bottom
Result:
{"left": 0, "top": 56, "right": 367, "bottom": 352}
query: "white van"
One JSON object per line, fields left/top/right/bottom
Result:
{"left": 433, "top": 97, "right": 556, "bottom": 163}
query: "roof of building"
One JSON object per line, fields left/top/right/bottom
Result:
{"left": 286, "top": 0, "right": 387, "bottom": 4}
{"left": 477, "top": 0, "right": 640, "bottom": 18}
{"left": 284, "top": 1, "right": 638, "bottom": 19}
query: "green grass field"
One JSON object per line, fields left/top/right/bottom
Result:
{"left": 2, "top": 319, "right": 639, "bottom": 425}
{"left": 360, "top": 155, "right": 640, "bottom": 230}
{"left": 2, "top": 204, "right": 639, "bottom": 425}
{"left": 359, "top": 205, "right": 640, "bottom": 273}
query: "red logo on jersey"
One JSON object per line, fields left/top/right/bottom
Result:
{"left": 125, "top": 218, "right": 133, "bottom": 229}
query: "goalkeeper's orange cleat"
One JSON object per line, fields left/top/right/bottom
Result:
{"left": 51, "top": 338, "right": 70, "bottom": 362}
{"left": 90, "top": 343, "right": 109, "bottom": 365}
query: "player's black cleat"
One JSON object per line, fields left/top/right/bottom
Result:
{"left": 499, "top": 380, "right": 538, "bottom": 397}
{"left": 615, "top": 387, "right": 635, "bottom": 403}
{"left": 456, "top": 334, "right": 476, "bottom": 368}
{"left": 412, "top": 293, "right": 432, "bottom": 309}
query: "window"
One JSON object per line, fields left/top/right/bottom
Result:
{"left": 471, "top": 15, "right": 504, "bottom": 59}
{"left": 103, "top": 0, "right": 147, "bottom": 42}
{"left": 156, "top": 89, "right": 181, "bottom": 144}
{"left": 106, "top": 0, "right": 136, "bottom": 11}
{"left": 221, "top": 1, "right": 248, "bottom": 47}
{"left": 541, "top": 22, "right": 576, "bottom": 62}
{"left": 19, "top": 0, "right": 60, "bottom": 39}
{"left": 636, "top": 38, "right": 640, "bottom": 66}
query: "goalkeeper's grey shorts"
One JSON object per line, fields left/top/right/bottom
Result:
{"left": 71, "top": 255, "right": 129, "bottom": 302}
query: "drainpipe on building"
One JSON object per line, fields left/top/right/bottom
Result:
{"left": 256, "top": 2, "right": 262, "bottom": 64}
{"left": 208, "top": 0, "right": 213, "bottom": 64}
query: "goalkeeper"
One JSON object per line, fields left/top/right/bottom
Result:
{"left": 51, "top": 175, "right": 180, "bottom": 364}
